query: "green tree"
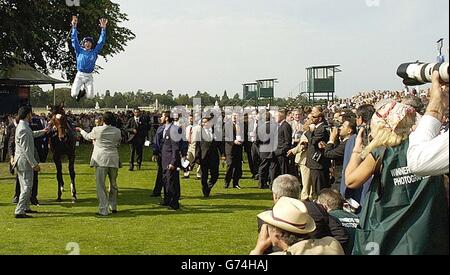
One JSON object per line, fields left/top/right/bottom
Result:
{"left": 30, "top": 86, "right": 49, "bottom": 107}
{"left": 222, "top": 90, "right": 229, "bottom": 101}
{"left": 176, "top": 94, "right": 191, "bottom": 106}
{"left": 0, "top": 0, "right": 135, "bottom": 81}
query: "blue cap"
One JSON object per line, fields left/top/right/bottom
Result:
{"left": 82, "top": 37, "right": 94, "bottom": 44}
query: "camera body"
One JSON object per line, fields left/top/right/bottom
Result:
{"left": 332, "top": 121, "right": 342, "bottom": 129}
{"left": 397, "top": 62, "right": 449, "bottom": 86}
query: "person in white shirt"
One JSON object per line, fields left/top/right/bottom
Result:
{"left": 408, "top": 71, "right": 449, "bottom": 177}
{"left": 184, "top": 114, "right": 201, "bottom": 179}
{"left": 76, "top": 112, "right": 122, "bottom": 216}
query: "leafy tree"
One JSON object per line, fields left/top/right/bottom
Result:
{"left": 222, "top": 90, "right": 229, "bottom": 101}
{"left": 176, "top": 94, "right": 191, "bottom": 106}
{"left": 194, "top": 91, "right": 202, "bottom": 98}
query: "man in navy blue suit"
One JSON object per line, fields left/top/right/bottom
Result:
{"left": 160, "top": 111, "right": 182, "bottom": 210}
{"left": 151, "top": 115, "right": 165, "bottom": 197}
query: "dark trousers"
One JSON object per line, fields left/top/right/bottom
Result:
{"left": 259, "top": 157, "right": 278, "bottom": 188}
{"left": 244, "top": 142, "right": 256, "bottom": 176}
{"left": 277, "top": 155, "right": 290, "bottom": 176}
{"left": 163, "top": 169, "right": 180, "bottom": 208}
{"left": 14, "top": 171, "right": 38, "bottom": 201}
{"left": 129, "top": 143, "right": 144, "bottom": 168}
{"left": 225, "top": 159, "right": 243, "bottom": 187}
{"left": 53, "top": 151, "right": 76, "bottom": 199}
{"left": 251, "top": 143, "right": 261, "bottom": 175}
{"left": 200, "top": 159, "right": 219, "bottom": 196}
{"left": 2, "top": 140, "right": 7, "bottom": 161}
{"left": 310, "top": 169, "right": 330, "bottom": 194}
{"left": 152, "top": 155, "right": 164, "bottom": 196}
{"left": 270, "top": 157, "right": 281, "bottom": 182}
{"left": 288, "top": 156, "right": 299, "bottom": 178}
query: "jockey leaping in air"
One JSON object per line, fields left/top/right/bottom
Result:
{"left": 70, "top": 16, "right": 108, "bottom": 101}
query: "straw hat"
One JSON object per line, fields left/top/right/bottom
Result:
{"left": 257, "top": 197, "right": 316, "bottom": 235}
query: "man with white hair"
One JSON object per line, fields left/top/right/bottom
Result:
{"left": 270, "top": 174, "right": 300, "bottom": 203}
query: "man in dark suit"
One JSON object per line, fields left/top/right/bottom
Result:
{"left": 6, "top": 118, "right": 16, "bottom": 172}
{"left": 243, "top": 113, "right": 257, "bottom": 179}
{"left": 249, "top": 110, "right": 261, "bottom": 181}
{"left": 273, "top": 109, "right": 292, "bottom": 177}
{"left": 321, "top": 116, "right": 357, "bottom": 188}
{"left": 8, "top": 119, "right": 20, "bottom": 203}
{"left": 258, "top": 111, "right": 278, "bottom": 189}
{"left": 224, "top": 113, "right": 243, "bottom": 189}
{"left": 126, "top": 108, "right": 148, "bottom": 171}
{"left": 31, "top": 114, "right": 48, "bottom": 163}
{"left": 195, "top": 116, "right": 222, "bottom": 197}
{"left": 160, "top": 111, "right": 182, "bottom": 210}
{"left": 305, "top": 106, "right": 331, "bottom": 197}
{"left": 151, "top": 115, "right": 165, "bottom": 197}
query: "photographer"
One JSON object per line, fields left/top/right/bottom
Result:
{"left": 320, "top": 116, "right": 357, "bottom": 188}
{"left": 340, "top": 104, "right": 375, "bottom": 207}
{"left": 408, "top": 71, "right": 449, "bottom": 176}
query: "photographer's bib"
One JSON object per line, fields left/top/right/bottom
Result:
{"left": 353, "top": 140, "right": 449, "bottom": 255}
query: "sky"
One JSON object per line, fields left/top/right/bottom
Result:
{"left": 54, "top": 0, "right": 450, "bottom": 99}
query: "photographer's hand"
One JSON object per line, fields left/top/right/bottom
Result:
{"left": 250, "top": 224, "right": 272, "bottom": 255}
{"left": 318, "top": 141, "right": 327, "bottom": 149}
{"left": 354, "top": 128, "right": 365, "bottom": 155}
{"left": 329, "top": 127, "right": 339, "bottom": 143}
{"left": 426, "top": 71, "right": 449, "bottom": 121}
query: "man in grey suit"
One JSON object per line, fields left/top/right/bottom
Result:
{"left": 13, "top": 106, "right": 47, "bottom": 219}
{"left": 76, "top": 112, "right": 122, "bottom": 217}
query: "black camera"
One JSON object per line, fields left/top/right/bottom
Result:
{"left": 397, "top": 62, "right": 449, "bottom": 86}
{"left": 332, "top": 121, "right": 342, "bottom": 128}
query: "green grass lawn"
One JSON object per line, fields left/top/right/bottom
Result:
{"left": 0, "top": 144, "right": 272, "bottom": 255}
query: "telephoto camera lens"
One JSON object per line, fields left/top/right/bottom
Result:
{"left": 397, "top": 62, "right": 449, "bottom": 86}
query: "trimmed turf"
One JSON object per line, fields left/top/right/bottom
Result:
{"left": 0, "top": 144, "right": 272, "bottom": 255}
